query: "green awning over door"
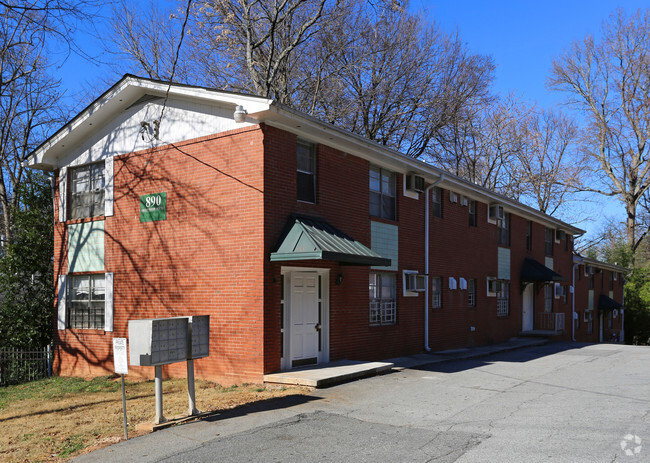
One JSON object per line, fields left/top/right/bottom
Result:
{"left": 271, "top": 215, "right": 391, "bottom": 266}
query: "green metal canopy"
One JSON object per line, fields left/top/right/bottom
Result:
{"left": 270, "top": 215, "right": 391, "bottom": 266}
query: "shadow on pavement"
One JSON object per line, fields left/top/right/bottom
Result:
{"left": 411, "top": 341, "right": 600, "bottom": 374}
{"left": 201, "top": 393, "right": 322, "bottom": 423}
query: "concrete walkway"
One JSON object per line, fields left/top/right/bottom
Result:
{"left": 263, "top": 337, "right": 548, "bottom": 388}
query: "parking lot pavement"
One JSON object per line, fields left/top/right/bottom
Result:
{"left": 75, "top": 342, "right": 650, "bottom": 462}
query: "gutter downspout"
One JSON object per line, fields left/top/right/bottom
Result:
{"left": 571, "top": 262, "right": 579, "bottom": 342}
{"left": 424, "top": 174, "right": 445, "bottom": 352}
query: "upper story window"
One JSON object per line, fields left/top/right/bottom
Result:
{"left": 526, "top": 221, "right": 533, "bottom": 251}
{"left": 297, "top": 142, "right": 316, "bottom": 203}
{"left": 545, "top": 228, "right": 554, "bottom": 256}
{"left": 369, "top": 166, "right": 396, "bottom": 220}
{"left": 468, "top": 200, "right": 477, "bottom": 226}
{"left": 70, "top": 162, "right": 105, "bottom": 219}
{"left": 432, "top": 187, "right": 442, "bottom": 218}
{"left": 497, "top": 213, "right": 510, "bottom": 246}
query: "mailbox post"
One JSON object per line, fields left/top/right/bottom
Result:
{"left": 128, "top": 316, "right": 210, "bottom": 424}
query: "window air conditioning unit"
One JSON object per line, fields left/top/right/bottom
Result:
{"left": 460, "top": 196, "right": 469, "bottom": 206}
{"left": 554, "top": 283, "right": 566, "bottom": 299}
{"left": 406, "top": 174, "right": 425, "bottom": 193}
{"left": 449, "top": 191, "right": 459, "bottom": 203}
{"left": 588, "top": 266, "right": 595, "bottom": 275}
{"left": 405, "top": 273, "right": 426, "bottom": 292}
{"left": 488, "top": 204, "right": 505, "bottom": 222}
{"left": 555, "top": 229, "right": 566, "bottom": 242}
{"left": 613, "top": 308, "right": 619, "bottom": 318}
{"left": 487, "top": 279, "right": 502, "bottom": 294}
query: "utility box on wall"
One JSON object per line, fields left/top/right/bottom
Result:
{"left": 128, "top": 317, "right": 189, "bottom": 366}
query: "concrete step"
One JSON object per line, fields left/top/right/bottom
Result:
{"left": 264, "top": 360, "right": 394, "bottom": 388}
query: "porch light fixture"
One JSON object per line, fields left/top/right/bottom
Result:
{"left": 336, "top": 273, "right": 344, "bottom": 285}
{"left": 234, "top": 105, "right": 247, "bottom": 123}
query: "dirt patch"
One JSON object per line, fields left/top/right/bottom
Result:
{"left": 0, "top": 376, "right": 310, "bottom": 462}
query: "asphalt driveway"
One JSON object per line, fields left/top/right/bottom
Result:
{"left": 75, "top": 342, "right": 650, "bottom": 462}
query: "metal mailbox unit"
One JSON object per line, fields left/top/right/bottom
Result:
{"left": 128, "top": 317, "right": 189, "bottom": 366}
{"left": 127, "top": 315, "right": 210, "bottom": 424}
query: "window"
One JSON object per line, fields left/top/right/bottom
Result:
{"left": 70, "top": 162, "right": 105, "bottom": 219}
{"left": 468, "top": 278, "right": 476, "bottom": 307}
{"left": 468, "top": 200, "right": 477, "bottom": 227}
{"left": 431, "top": 276, "right": 442, "bottom": 308}
{"left": 497, "top": 213, "right": 510, "bottom": 246}
{"left": 496, "top": 282, "right": 509, "bottom": 316}
{"left": 544, "top": 284, "right": 553, "bottom": 312}
{"left": 607, "top": 311, "right": 613, "bottom": 329}
{"left": 586, "top": 310, "right": 594, "bottom": 334}
{"left": 589, "top": 273, "right": 594, "bottom": 289}
{"left": 609, "top": 271, "right": 614, "bottom": 290}
{"left": 68, "top": 274, "right": 105, "bottom": 329}
{"left": 369, "top": 273, "right": 396, "bottom": 325}
{"left": 369, "top": 166, "right": 396, "bottom": 220}
{"left": 545, "top": 228, "right": 554, "bottom": 255}
{"left": 432, "top": 187, "right": 442, "bottom": 218}
{"left": 297, "top": 142, "right": 316, "bottom": 203}
{"left": 526, "top": 221, "right": 532, "bottom": 251}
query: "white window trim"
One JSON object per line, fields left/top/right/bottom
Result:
{"left": 59, "top": 272, "right": 113, "bottom": 331}
{"left": 58, "top": 167, "right": 67, "bottom": 223}
{"left": 105, "top": 157, "right": 114, "bottom": 217}
{"left": 57, "top": 275, "right": 66, "bottom": 330}
{"left": 486, "top": 277, "right": 499, "bottom": 297}
{"left": 60, "top": 158, "right": 114, "bottom": 221}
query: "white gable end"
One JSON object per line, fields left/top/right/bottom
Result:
{"left": 60, "top": 97, "right": 253, "bottom": 168}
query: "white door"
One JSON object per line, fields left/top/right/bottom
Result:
{"left": 522, "top": 283, "right": 534, "bottom": 331}
{"left": 290, "top": 272, "right": 320, "bottom": 367}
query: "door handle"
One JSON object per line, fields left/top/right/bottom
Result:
{"left": 314, "top": 323, "right": 321, "bottom": 332}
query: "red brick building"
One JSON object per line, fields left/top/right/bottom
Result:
{"left": 25, "top": 76, "right": 623, "bottom": 384}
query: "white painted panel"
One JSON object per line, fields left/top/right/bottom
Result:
{"left": 522, "top": 283, "right": 534, "bottom": 331}
{"left": 497, "top": 247, "right": 511, "bottom": 280}
{"left": 371, "top": 221, "right": 398, "bottom": 271}
{"left": 545, "top": 256, "right": 554, "bottom": 270}
{"left": 68, "top": 221, "right": 105, "bottom": 272}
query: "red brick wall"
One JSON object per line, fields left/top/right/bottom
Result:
{"left": 573, "top": 264, "right": 625, "bottom": 343}
{"left": 53, "top": 126, "right": 267, "bottom": 384}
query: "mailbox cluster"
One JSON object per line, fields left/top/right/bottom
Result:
{"left": 128, "top": 315, "right": 210, "bottom": 366}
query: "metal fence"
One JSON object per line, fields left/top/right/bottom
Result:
{"left": 0, "top": 345, "right": 52, "bottom": 386}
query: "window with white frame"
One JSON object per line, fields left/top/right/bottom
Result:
{"left": 297, "top": 142, "right": 316, "bottom": 203}
{"left": 369, "top": 166, "right": 396, "bottom": 220}
{"left": 369, "top": 273, "right": 396, "bottom": 325}
{"left": 68, "top": 274, "right": 105, "bottom": 329}
{"left": 431, "top": 276, "right": 442, "bottom": 308}
{"left": 468, "top": 278, "right": 476, "bottom": 307}
{"left": 496, "top": 281, "right": 509, "bottom": 316}
{"left": 70, "top": 162, "right": 105, "bottom": 219}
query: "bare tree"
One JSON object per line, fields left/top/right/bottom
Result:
{"left": 549, "top": 8, "right": 650, "bottom": 260}
{"left": 430, "top": 95, "right": 526, "bottom": 199}
{"left": 517, "top": 109, "right": 580, "bottom": 215}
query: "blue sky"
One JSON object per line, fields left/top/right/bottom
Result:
{"left": 57, "top": 0, "right": 649, "bottom": 240}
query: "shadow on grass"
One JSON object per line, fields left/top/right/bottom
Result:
{"left": 0, "top": 393, "right": 153, "bottom": 423}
